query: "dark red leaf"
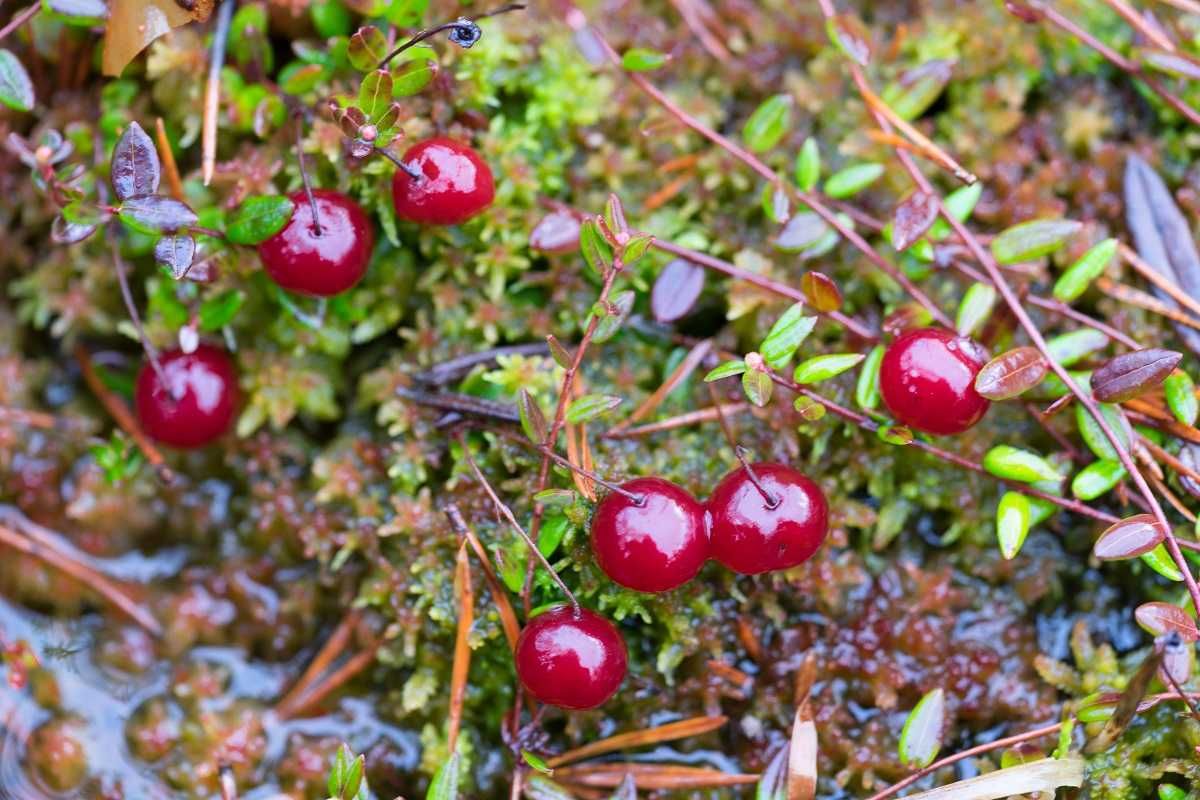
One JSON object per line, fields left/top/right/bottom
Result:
{"left": 1135, "top": 602, "right": 1199, "bottom": 641}
{"left": 154, "top": 234, "right": 196, "bottom": 279}
{"left": 530, "top": 211, "right": 581, "bottom": 253}
{"left": 1090, "top": 348, "right": 1182, "bottom": 403}
{"left": 51, "top": 216, "right": 97, "bottom": 244}
{"left": 892, "top": 191, "right": 938, "bottom": 251}
{"left": 111, "top": 120, "right": 160, "bottom": 201}
{"left": 800, "top": 271, "right": 842, "bottom": 313}
{"left": 1093, "top": 514, "right": 1165, "bottom": 560}
{"left": 651, "top": 258, "right": 706, "bottom": 323}
{"left": 775, "top": 213, "right": 829, "bottom": 253}
{"left": 973, "top": 346, "right": 1048, "bottom": 401}
{"left": 118, "top": 195, "right": 198, "bottom": 233}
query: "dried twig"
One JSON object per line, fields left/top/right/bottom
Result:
{"left": 202, "top": 0, "right": 235, "bottom": 185}
{"left": 445, "top": 504, "right": 521, "bottom": 651}
{"left": 154, "top": 118, "right": 186, "bottom": 202}
{"left": 275, "top": 609, "right": 363, "bottom": 717}
{"left": 546, "top": 716, "right": 728, "bottom": 768}
{"left": 447, "top": 542, "right": 474, "bottom": 754}
{"left": 606, "top": 339, "right": 712, "bottom": 435}
{"left": 604, "top": 402, "right": 751, "bottom": 439}
{"left": 0, "top": 3, "right": 39, "bottom": 42}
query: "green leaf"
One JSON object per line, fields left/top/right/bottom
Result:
{"left": 823, "top": 163, "right": 884, "bottom": 200}
{"left": 621, "top": 47, "right": 667, "bottom": 71}
{"left": 826, "top": 13, "right": 871, "bottom": 66}
{"left": 426, "top": 750, "right": 461, "bottom": 800}
{"left": 1046, "top": 328, "right": 1108, "bottom": 367}
{"left": 227, "top": 195, "right": 295, "bottom": 245}
{"left": 590, "top": 290, "right": 634, "bottom": 343}
{"left": 522, "top": 750, "right": 554, "bottom": 775}
{"left": 856, "top": 345, "right": 885, "bottom": 410}
{"left": 565, "top": 394, "right": 622, "bottom": 424}
{"left": 281, "top": 63, "right": 325, "bottom": 94}
{"left": 538, "top": 514, "right": 571, "bottom": 558}
{"left": 43, "top": 0, "right": 107, "bottom": 24}
{"left": 742, "top": 94, "right": 793, "bottom": 154}
{"left": 880, "top": 59, "right": 953, "bottom": 121}
{"left": 899, "top": 688, "right": 945, "bottom": 769}
{"left": 927, "top": 182, "right": 982, "bottom": 240}
{"left": 358, "top": 70, "right": 393, "bottom": 121}
{"left": 1164, "top": 371, "right": 1198, "bottom": 426}
{"left": 793, "top": 395, "right": 826, "bottom": 421}
{"left": 328, "top": 743, "right": 350, "bottom": 798}
{"left": 1141, "top": 543, "right": 1185, "bottom": 582}
{"left": 1159, "top": 784, "right": 1189, "bottom": 800}
{"left": 621, "top": 234, "right": 654, "bottom": 265}
{"left": 761, "top": 181, "right": 789, "bottom": 223}
{"left": 877, "top": 424, "right": 913, "bottom": 446}
{"left": 955, "top": 282, "right": 997, "bottom": 337}
{"left": 982, "top": 445, "right": 1063, "bottom": 483}
{"left": 793, "top": 353, "right": 865, "bottom": 384}
{"left": 1071, "top": 459, "right": 1126, "bottom": 500}
{"left": 578, "top": 218, "right": 611, "bottom": 276}
{"left": 1075, "top": 403, "right": 1129, "bottom": 462}
{"left": 518, "top": 389, "right": 548, "bottom": 444}
{"left": 198, "top": 290, "right": 245, "bottom": 331}
{"left": 795, "top": 137, "right": 820, "bottom": 192}
{"left": 990, "top": 218, "right": 1082, "bottom": 264}
{"left": 1053, "top": 238, "right": 1117, "bottom": 302}
{"left": 348, "top": 26, "right": 387, "bottom": 71}
{"left": 705, "top": 360, "right": 747, "bottom": 382}
{"left": 759, "top": 304, "right": 816, "bottom": 369}
{"left": 996, "top": 492, "right": 1031, "bottom": 559}
{"left": 0, "top": 49, "right": 34, "bottom": 112}
{"left": 742, "top": 367, "right": 773, "bottom": 407}
{"left": 392, "top": 58, "right": 437, "bottom": 97}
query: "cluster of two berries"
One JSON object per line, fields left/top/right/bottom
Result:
{"left": 133, "top": 138, "right": 495, "bottom": 448}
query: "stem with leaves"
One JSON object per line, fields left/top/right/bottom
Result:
{"left": 376, "top": 3, "right": 526, "bottom": 69}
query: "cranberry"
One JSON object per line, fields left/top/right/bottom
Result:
{"left": 590, "top": 477, "right": 708, "bottom": 592}
{"left": 391, "top": 137, "right": 495, "bottom": 225}
{"left": 515, "top": 605, "right": 627, "bottom": 709}
{"left": 257, "top": 190, "right": 374, "bottom": 297}
{"left": 708, "top": 463, "right": 828, "bottom": 575}
{"left": 879, "top": 327, "right": 990, "bottom": 435}
{"left": 134, "top": 345, "right": 238, "bottom": 449}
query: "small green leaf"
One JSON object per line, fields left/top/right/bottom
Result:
{"left": 877, "top": 425, "right": 913, "bottom": 446}
{"left": 578, "top": 218, "right": 611, "bottom": 276}
{"left": 855, "top": 345, "right": 885, "bottom": 410}
{"left": 899, "top": 688, "right": 945, "bottom": 769}
{"left": 982, "top": 445, "right": 1063, "bottom": 483}
{"left": 621, "top": 234, "right": 654, "bottom": 265}
{"left": 705, "top": 360, "right": 747, "bottom": 382}
{"left": 826, "top": 13, "right": 871, "bottom": 66}
{"left": 823, "top": 163, "right": 884, "bottom": 200}
{"left": 795, "top": 137, "right": 820, "bottom": 192}
{"left": 793, "top": 353, "right": 865, "bottom": 384}
{"left": 538, "top": 514, "right": 571, "bottom": 558}
{"left": 391, "top": 58, "right": 437, "bottom": 96}
{"left": 793, "top": 395, "right": 826, "bottom": 421}
{"left": 522, "top": 750, "right": 554, "bottom": 775}
{"left": 1141, "top": 543, "right": 1185, "bottom": 581}
{"left": 198, "top": 290, "right": 245, "bottom": 332}
{"left": 426, "top": 750, "right": 461, "bottom": 800}
{"left": 565, "top": 394, "right": 622, "bottom": 424}
{"left": 1164, "top": 371, "right": 1198, "bottom": 426}
{"left": 1072, "top": 460, "right": 1125, "bottom": 500}
{"left": 359, "top": 70, "right": 393, "bottom": 121}
{"left": 880, "top": 59, "right": 953, "bottom": 121}
{"left": 533, "top": 489, "right": 576, "bottom": 507}
{"left": 518, "top": 389, "right": 548, "bottom": 444}
{"left": 742, "top": 367, "right": 773, "bottom": 407}
{"left": 955, "top": 282, "right": 997, "bottom": 337}
{"left": 328, "top": 743, "right": 350, "bottom": 798}
{"left": 1158, "top": 786, "right": 1189, "bottom": 800}
{"left": 1046, "top": 328, "right": 1108, "bottom": 367}
{"left": 742, "top": 94, "right": 793, "bottom": 154}
{"left": 990, "top": 218, "right": 1082, "bottom": 264}
{"left": 227, "top": 195, "right": 295, "bottom": 245}
{"left": 759, "top": 304, "right": 816, "bottom": 369}
{"left": 1075, "top": 403, "right": 1129, "bottom": 462}
{"left": 1053, "top": 238, "right": 1117, "bottom": 302}
{"left": 761, "top": 181, "right": 789, "bottom": 223}
{"left": 348, "top": 26, "right": 387, "bottom": 71}
{"left": 0, "top": 49, "right": 34, "bottom": 112}
{"left": 590, "top": 290, "right": 634, "bottom": 343}
{"left": 621, "top": 47, "right": 667, "bottom": 71}
{"left": 927, "top": 182, "right": 982, "bottom": 240}
{"left": 281, "top": 63, "right": 325, "bottom": 94}
{"left": 996, "top": 492, "right": 1031, "bottom": 559}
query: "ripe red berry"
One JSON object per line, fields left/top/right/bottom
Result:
{"left": 257, "top": 190, "right": 374, "bottom": 297}
{"left": 879, "top": 327, "right": 990, "bottom": 435}
{"left": 515, "top": 605, "right": 627, "bottom": 710}
{"left": 391, "top": 137, "right": 495, "bottom": 225}
{"left": 708, "top": 463, "right": 828, "bottom": 575}
{"left": 590, "top": 477, "right": 709, "bottom": 593}
{"left": 134, "top": 345, "right": 238, "bottom": 449}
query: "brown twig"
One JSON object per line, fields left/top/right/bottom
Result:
{"left": 1097, "top": 277, "right": 1200, "bottom": 332}
{"left": 73, "top": 344, "right": 176, "bottom": 486}
{"left": 857, "top": 79, "right": 976, "bottom": 184}
{"left": 1101, "top": 0, "right": 1176, "bottom": 52}
{"left": 202, "top": 0, "right": 235, "bottom": 185}
{"left": 546, "top": 716, "right": 728, "bottom": 768}
{"left": 154, "top": 118, "right": 186, "bottom": 202}
{"left": 275, "top": 609, "right": 363, "bottom": 716}
{"left": 0, "top": 3, "right": 39, "bottom": 42}
{"left": 1119, "top": 242, "right": 1200, "bottom": 322}
{"left": 276, "top": 642, "right": 379, "bottom": 720}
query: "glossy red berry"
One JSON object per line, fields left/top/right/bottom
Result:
{"left": 134, "top": 345, "right": 238, "bottom": 449}
{"left": 515, "top": 605, "right": 627, "bottom": 710}
{"left": 391, "top": 137, "right": 495, "bottom": 225}
{"left": 708, "top": 463, "right": 828, "bottom": 575}
{"left": 590, "top": 477, "right": 709, "bottom": 593}
{"left": 879, "top": 327, "right": 990, "bottom": 435}
{"left": 257, "top": 190, "right": 374, "bottom": 297}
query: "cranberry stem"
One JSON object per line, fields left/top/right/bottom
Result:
{"left": 460, "top": 439, "right": 580, "bottom": 612}
{"left": 375, "top": 3, "right": 526, "bottom": 69}
{"left": 110, "top": 236, "right": 170, "bottom": 394}
{"left": 734, "top": 446, "right": 781, "bottom": 509}
{"left": 494, "top": 428, "right": 644, "bottom": 504}
{"left": 0, "top": 4, "right": 40, "bottom": 42}
{"left": 372, "top": 145, "right": 423, "bottom": 182}
{"left": 293, "top": 116, "right": 323, "bottom": 236}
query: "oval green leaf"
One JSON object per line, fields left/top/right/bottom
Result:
{"left": 1053, "top": 238, "right": 1117, "bottom": 302}
{"left": 996, "top": 492, "right": 1031, "bottom": 560}
{"left": 982, "top": 445, "right": 1063, "bottom": 483}
{"left": 899, "top": 688, "right": 945, "bottom": 769}
{"left": 227, "top": 195, "right": 295, "bottom": 245}
{"left": 823, "top": 162, "right": 884, "bottom": 200}
{"left": 990, "top": 218, "right": 1082, "bottom": 264}
{"left": 742, "top": 94, "right": 793, "bottom": 154}
{"left": 793, "top": 353, "right": 865, "bottom": 384}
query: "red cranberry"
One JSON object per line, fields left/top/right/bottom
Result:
{"left": 879, "top": 327, "right": 990, "bottom": 435}
{"left": 257, "top": 190, "right": 374, "bottom": 297}
{"left": 590, "top": 477, "right": 708, "bottom": 593}
{"left": 708, "top": 463, "right": 828, "bottom": 575}
{"left": 134, "top": 345, "right": 238, "bottom": 449}
{"left": 391, "top": 137, "right": 495, "bottom": 225}
{"left": 515, "top": 605, "right": 627, "bottom": 710}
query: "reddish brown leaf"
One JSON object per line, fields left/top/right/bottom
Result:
{"left": 1004, "top": 0, "right": 1046, "bottom": 22}
{"left": 1135, "top": 602, "right": 1200, "bottom": 641}
{"left": 1090, "top": 348, "right": 1182, "bottom": 403}
{"left": 892, "top": 191, "right": 938, "bottom": 251}
{"left": 530, "top": 210, "right": 581, "bottom": 253}
{"left": 974, "top": 347, "right": 1048, "bottom": 401}
{"left": 103, "top": 0, "right": 195, "bottom": 76}
{"left": 651, "top": 258, "right": 706, "bottom": 323}
{"left": 800, "top": 271, "right": 842, "bottom": 313}
{"left": 1093, "top": 514, "right": 1165, "bottom": 560}
{"left": 111, "top": 121, "right": 161, "bottom": 201}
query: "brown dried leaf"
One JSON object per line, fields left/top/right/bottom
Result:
{"left": 651, "top": 258, "right": 706, "bottom": 323}
{"left": 1093, "top": 514, "right": 1165, "bottom": 560}
{"left": 1159, "top": 633, "right": 1193, "bottom": 686}
{"left": 786, "top": 702, "right": 817, "bottom": 800}
{"left": 1090, "top": 348, "right": 1182, "bottom": 403}
{"left": 546, "top": 716, "right": 728, "bottom": 769}
{"left": 974, "top": 347, "right": 1048, "bottom": 401}
{"left": 1135, "top": 601, "right": 1200, "bottom": 641}
{"left": 103, "top": 0, "right": 196, "bottom": 76}
{"left": 800, "top": 271, "right": 842, "bottom": 313}
{"left": 892, "top": 191, "right": 939, "bottom": 251}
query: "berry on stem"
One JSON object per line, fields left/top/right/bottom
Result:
{"left": 879, "top": 327, "right": 990, "bottom": 435}
{"left": 515, "top": 605, "right": 627, "bottom": 710}
{"left": 708, "top": 462, "right": 828, "bottom": 575}
{"left": 134, "top": 344, "right": 238, "bottom": 449}
{"left": 391, "top": 138, "right": 495, "bottom": 225}
{"left": 590, "top": 477, "right": 709, "bottom": 592}
{"left": 258, "top": 190, "right": 374, "bottom": 297}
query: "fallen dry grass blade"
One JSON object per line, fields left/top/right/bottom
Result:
{"left": 896, "top": 757, "right": 1084, "bottom": 800}
{"left": 608, "top": 339, "right": 713, "bottom": 434}
{"left": 552, "top": 763, "right": 757, "bottom": 790}
{"left": 447, "top": 541, "right": 474, "bottom": 754}
{"left": 1085, "top": 645, "right": 1163, "bottom": 754}
{"left": 275, "top": 609, "right": 363, "bottom": 716}
{"left": 545, "top": 716, "right": 728, "bottom": 768}
{"left": 786, "top": 700, "right": 817, "bottom": 800}
{"left": 446, "top": 504, "right": 520, "bottom": 652}
{"left": 858, "top": 81, "right": 975, "bottom": 184}
{"left": 154, "top": 117, "right": 186, "bottom": 201}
